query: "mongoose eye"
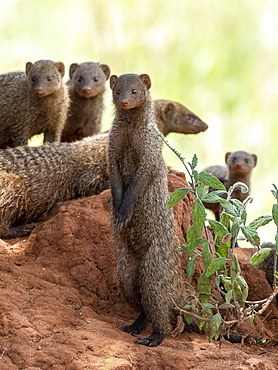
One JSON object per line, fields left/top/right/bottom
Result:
{"left": 116, "top": 90, "right": 120, "bottom": 95}
{"left": 232, "top": 157, "right": 237, "bottom": 162}
{"left": 186, "top": 114, "right": 194, "bottom": 123}
{"left": 77, "top": 77, "right": 83, "bottom": 83}
{"left": 244, "top": 159, "right": 249, "bottom": 163}
{"left": 132, "top": 89, "right": 137, "bottom": 94}
{"left": 94, "top": 77, "right": 99, "bottom": 82}
{"left": 32, "top": 77, "right": 36, "bottom": 82}
{"left": 46, "top": 77, "right": 52, "bottom": 82}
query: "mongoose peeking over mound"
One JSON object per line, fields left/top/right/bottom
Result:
{"left": 61, "top": 62, "right": 110, "bottom": 142}
{"left": 0, "top": 134, "right": 109, "bottom": 238}
{"left": 203, "top": 151, "right": 257, "bottom": 221}
{"left": 153, "top": 99, "right": 208, "bottom": 136}
{"left": 0, "top": 60, "right": 69, "bottom": 148}
{"left": 108, "top": 73, "right": 190, "bottom": 347}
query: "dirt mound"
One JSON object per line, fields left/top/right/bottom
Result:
{"left": 0, "top": 172, "right": 277, "bottom": 369}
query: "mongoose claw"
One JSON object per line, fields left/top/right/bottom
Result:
{"left": 135, "top": 332, "right": 165, "bottom": 347}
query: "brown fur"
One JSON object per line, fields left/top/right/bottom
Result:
{"left": 203, "top": 151, "right": 257, "bottom": 220}
{"left": 61, "top": 62, "right": 110, "bottom": 142}
{"left": 108, "top": 73, "right": 187, "bottom": 347}
{"left": 0, "top": 134, "right": 109, "bottom": 238}
{"left": 0, "top": 60, "right": 69, "bottom": 148}
{"left": 154, "top": 99, "right": 208, "bottom": 136}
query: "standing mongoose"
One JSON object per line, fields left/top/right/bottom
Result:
{"left": 0, "top": 60, "right": 69, "bottom": 148}
{"left": 203, "top": 151, "right": 257, "bottom": 221}
{"left": 0, "top": 133, "right": 109, "bottom": 238}
{"left": 61, "top": 62, "right": 110, "bottom": 142}
{"left": 153, "top": 99, "right": 208, "bottom": 136}
{"left": 108, "top": 73, "right": 188, "bottom": 347}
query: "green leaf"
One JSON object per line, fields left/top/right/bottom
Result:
{"left": 250, "top": 248, "right": 272, "bottom": 265}
{"left": 231, "top": 254, "right": 241, "bottom": 279}
{"left": 272, "top": 204, "right": 278, "bottom": 226}
{"left": 231, "top": 199, "right": 244, "bottom": 215}
{"left": 196, "top": 183, "right": 209, "bottom": 199}
{"left": 197, "top": 272, "right": 212, "bottom": 303}
{"left": 218, "top": 198, "right": 238, "bottom": 216}
{"left": 208, "top": 219, "right": 230, "bottom": 241}
{"left": 225, "top": 290, "right": 233, "bottom": 304}
{"left": 192, "top": 169, "right": 199, "bottom": 183}
{"left": 249, "top": 215, "right": 273, "bottom": 230}
{"left": 186, "top": 238, "right": 208, "bottom": 256}
{"left": 201, "top": 243, "right": 212, "bottom": 270}
{"left": 234, "top": 275, "right": 249, "bottom": 306}
{"left": 187, "top": 255, "right": 198, "bottom": 279}
{"left": 231, "top": 217, "right": 242, "bottom": 237}
{"left": 184, "top": 313, "right": 193, "bottom": 325}
{"left": 204, "top": 257, "right": 227, "bottom": 277}
{"left": 201, "top": 192, "right": 223, "bottom": 203}
{"left": 198, "top": 171, "right": 226, "bottom": 190}
{"left": 241, "top": 225, "right": 260, "bottom": 247}
{"left": 189, "top": 154, "right": 198, "bottom": 170}
{"left": 209, "top": 313, "right": 222, "bottom": 340}
{"left": 167, "top": 188, "right": 191, "bottom": 209}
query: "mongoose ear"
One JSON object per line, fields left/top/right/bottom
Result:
{"left": 139, "top": 74, "right": 151, "bottom": 90}
{"left": 100, "top": 64, "right": 110, "bottom": 80}
{"left": 69, "top": 63, "right": 79, "bottom": 79}
{"left": 225, "top": 152, "right": 232, "bottom": 164}
{"left": 110, "top": 75, "right": 118, "bottom": 89}
{"left": 25, "top": 62, "right": 33, "bottom": 76}
{"left": 162, "top": 102, "right": 175, "bottom": 119}
{"left": 252, "top": 154, "right": 257, "bottom": 167}
{"left": 54, "top": 62, "right": 65, "bottom": 78}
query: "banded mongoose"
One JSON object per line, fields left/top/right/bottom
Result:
{"left": 153, "top": 98, "right": 208, "bottom": 136}
{"left": 0, "top": 60, "right": 69, "bottom": 148}
{"left": 203, "top": 151, "right": 257, "bottom": 221}
{"left": 0, "top": 99, "right": 207, "bottom": 239}
{"left": 0, "top": 134, "right": 109, "bottom": 238}
{"left": 108, "top": 73, "right": 190, "bottom": 347}
{"left": 61, "top": 62, "right": 110, "bottom": 142}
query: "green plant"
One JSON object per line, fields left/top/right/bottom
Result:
{"left": 149, "top": 123, "right": 278, "bottom": 341}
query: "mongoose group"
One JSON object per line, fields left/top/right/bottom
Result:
{"left": 0, "top": 59, "right": 264, "bottom": 346}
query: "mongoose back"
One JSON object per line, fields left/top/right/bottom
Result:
{"left": 203, "top": 151, "right": 257, "bottom": 220}
{"left": 108, "top": 73, "right": 186, "bottom": 347}
{"left": 61, "top": 62, "right": 110, "bottom": 142}
{"left": 0, "top": 133, "right": 109, "bottom": 238}
{"left": 0, "top": 60, "right": 69, "bottom": 148}
{"left": 154, "top": 99, "right": 208, "bottom": 136}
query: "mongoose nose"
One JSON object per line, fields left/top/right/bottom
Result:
{"left": 120, "top": 101, "right": 128, "bottom": 107}
{"left": 236, "top": 163, "right": 242, "bottom": 168}
{"left": 35, "top": 89, "right": 43, "bottom": 94}
{"left": 83, "top": 87, "right": 91, "bottom": 94}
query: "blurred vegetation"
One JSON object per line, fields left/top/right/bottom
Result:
{"left": 1, "top": 0, "right": 278, "bottom": 240}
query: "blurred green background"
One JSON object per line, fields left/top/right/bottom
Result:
{"left": 1, "top": 0, "right": 278, "bottom": 242}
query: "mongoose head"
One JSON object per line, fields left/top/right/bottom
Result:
{"left": 154, "top": 99, "right": 208, "bottom": 136}
{"left": 110, "top": 73, "right": 151, "bottom": 110}
{"left": 25, "top": 60, "right": 65, "bottom": 97}
{"left": 225, "top": 151, "right": 257, "bottom": 175}
{"left": 69, "top": 62, "right": 110, "bottom": 98}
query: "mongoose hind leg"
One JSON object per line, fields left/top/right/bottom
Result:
{"left": 121, "top": 312, "right": 148, "bottom": 335}
{"left": 136, "top": 331, "right": 165, "bottom": 347}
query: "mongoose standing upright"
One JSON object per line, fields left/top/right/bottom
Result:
{"left": 0, "top": 60, "right": 69, "bottom": 148}
{"left": 61, "top": 62, "right": 110, "bottom": 142}
{"left": 108, "top": 73, "right": 186, "bottom": 347}
{"left": 203, "top": 151, "right": 257, "bottom": 221}
{"left": 0, "top": 134, "right": 109, "bottom": 238}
